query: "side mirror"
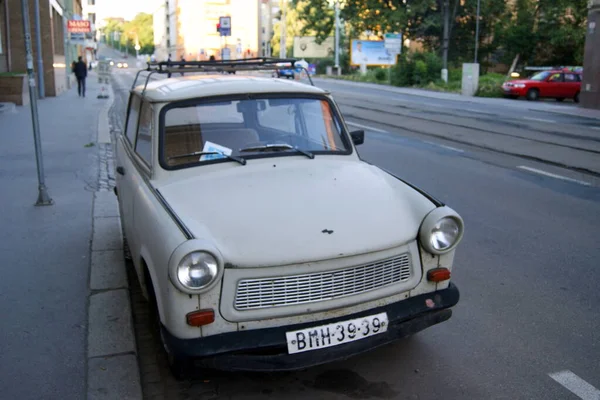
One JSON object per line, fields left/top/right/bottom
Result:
{"left": 350, "top": 129, "right": 364, "bottom": 146}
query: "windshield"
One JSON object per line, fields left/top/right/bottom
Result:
{"left": 161, "top": 96, "right": 350, "bottom": 168}
{"left": 529, "top": 71, "right": 552, "bottom": 81}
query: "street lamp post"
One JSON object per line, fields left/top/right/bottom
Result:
{"left": 474, "top": 0, "right": 480, "bottom": 63}
{"left": 334, "top": 0, "right": 340, "bottom": 69}
{"left": 280, "top": 0, "right": 286, "bottom": 58}
{"left": 20, "top": 0, "right": 53, "bottom": 206}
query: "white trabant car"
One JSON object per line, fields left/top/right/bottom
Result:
{"left": 115, "top": 59, "right": 464, "bottom": 378}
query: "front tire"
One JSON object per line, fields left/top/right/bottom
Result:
{"left": 526, "top": 89, "right": 539, "bottom": 101}
{"left": 574, "top": 92, "right": 580, "bottom": 103}
{"left": 556, "top": 97, "right": 565, "bottom": 102}
{"left": 146, "top": 268, "right": 192, "bottom": 380}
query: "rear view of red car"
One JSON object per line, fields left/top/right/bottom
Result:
{"left": 502, "top": 69, "right": 582, "bottom": 103}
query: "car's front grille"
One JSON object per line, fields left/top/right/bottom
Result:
{"left": 234, "top": 254, "right": 412, "bottom": 310}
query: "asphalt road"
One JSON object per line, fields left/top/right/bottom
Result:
{"left": 109, "top": 56, "right": 600, "bottom": 400}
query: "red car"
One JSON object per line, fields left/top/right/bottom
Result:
{"left": 502, "top": 69, "right": 582, "bottom": 103}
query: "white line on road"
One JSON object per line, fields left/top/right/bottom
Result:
{"left": 423, "top": 141, "right": 465, "bottom": 153}
{"left": 517, "top": 166, "right": 591, "bottom": 186}
{"left": 465, "top": 108, "right": 494, "bottom": 115}
{"left": 592, "top": 126, "right": 600, "bottom": 131}
{"left": 549, "top": 370, "right": 600, "bottom": 400}
{"left": 346, "top": 121, "right": 388, "bottom": 133}
{"left": 523, "top": 116, "right": 556, "bottom": 124}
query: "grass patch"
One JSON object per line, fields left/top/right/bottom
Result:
{"left": 475, "top": 73, "right": 507, "bottom": 98}
{"left": 0, "top": 72, "right": 27, "bottom": 77}
{"left": 84, "top": 142, "right": 95, "bottom": 148}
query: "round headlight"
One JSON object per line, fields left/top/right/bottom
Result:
{"left": 419, "top": 206, "right": 464, "bottom": 255}
{"left": 177, "top": 251, "right": 218, "bottom": 290}
{"left": 430, "top": 217, "right": 461, "bottom": 251}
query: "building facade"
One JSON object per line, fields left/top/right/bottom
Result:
{"left": 81, "top": 0, "right": 97, "bottom": 63}
{"left": 153, "top": 0, "right": 274, "bottom": 62}
{"left": 0, "top": 0, "right": 83, "bottom": 98}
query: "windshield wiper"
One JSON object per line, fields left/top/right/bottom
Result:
{"left": 168, "top": 151, "right": 246, "bottom": 165}
{"left": 239, "top": 144, "right": 314, "bottom": 159}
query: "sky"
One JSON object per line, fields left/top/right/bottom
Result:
{"left": 96, "top": 0, "right": 158, "bottom": 22}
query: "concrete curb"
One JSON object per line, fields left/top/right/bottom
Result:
{"left": 87, "top": 83, "right": 142, "bottom": 399}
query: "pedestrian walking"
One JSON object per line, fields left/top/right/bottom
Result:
{"left": 72, "top": 56, "right": 88, "bottom": 97}
{"left": 167, "top": 54, "right": 172, "bottom": 78}
{"left": 179, "top": 55, "right": 186, "bottom": 76}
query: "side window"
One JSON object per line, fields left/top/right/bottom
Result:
{"left": 564, "top": 73, "right": 578, "bottom": 83}
{"left": 125, "top": 95, "right": 141, "bottom": 144}
{"left": 135, "top": 102, "right": 153, "bottom": 167}
{"left": 548, "top": 73, "right": 563, "bottom": 82}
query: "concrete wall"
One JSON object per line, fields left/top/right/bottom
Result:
{"left": 582, "top": 0, "right": 600, "bottom": 110}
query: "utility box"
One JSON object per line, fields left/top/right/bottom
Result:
{"left": 461, "top": 63, "right": 480, "bottom": 97}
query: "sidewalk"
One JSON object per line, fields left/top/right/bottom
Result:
{"left": 0, "top": 72, "right": 140, "bottom": 399}
{"left": 314, "top": 77, "right": 600, "bottom": 120}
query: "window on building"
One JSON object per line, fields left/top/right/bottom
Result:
{"left": 88, "top": 0, "right": 95, "bottom": 5}
{"left": 88, "top": 13, "right": 96, "bottom": 26}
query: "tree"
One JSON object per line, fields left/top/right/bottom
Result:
{"left": 120, "top": 13, "right": 154, "bottom": 55}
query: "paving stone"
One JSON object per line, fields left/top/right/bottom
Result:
{"left": 92, "top": 216, "right": 122, "bottom": 251}
{"left": 88, "top": 289, "right": 135, "bottom": 357}
{"left": 90, "top": 250, "right": 127, "bottom": 290}
{"left": 88, "top": 355, "right": 142, "bottom": 400}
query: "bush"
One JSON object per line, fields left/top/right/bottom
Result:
{"left": 375, "top": 68, "right": 387, "bottom": 81}
{"left": 475, "top": 73, "right": 507, "bottom": 98}
{"left": 391, "top": 51, "right": 443, "bottom": 87}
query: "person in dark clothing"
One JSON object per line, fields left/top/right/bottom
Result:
{"left": 72, "top": 56, "right": 88, "bottom": 97}
{"left": 179, "top": 55, "right": 186, "bottom": 76}
{"left": 167, "top": 54, "right": 172, "bottom": 78}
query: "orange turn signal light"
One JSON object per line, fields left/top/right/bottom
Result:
{"left": 427, "top": 268, "right": 451, "bottom": 282}
{"left": 186, "top": 310, "right": 215, "bottom": 327}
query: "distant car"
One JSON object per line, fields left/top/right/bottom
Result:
{"left": 116, "top": 61, "right": 129, "bottom": 69}
{"left": 502, "top": 69, "right": 582, "bottom": 103}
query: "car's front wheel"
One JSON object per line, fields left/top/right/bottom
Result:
{"left": 574, "top": 92, "right": 580, "bottom": 103}
{"left": 526, "top": 88, "right": 539, "bottom": 101}
{"left": 145, "top": 268, "right": 192, "bottom": 380}
{"left": 556, "top": 97, "right": 565, "bottom": 102}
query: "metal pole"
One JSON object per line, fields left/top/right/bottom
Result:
{"left": 20, "top": 0, "right": 53, "bottom": 206}
{"left": 474, "top": 0, "right": 480, "bottom": 63}
{"left": 33, "top": 0, "right": 44, "bottom": 98}
{"left": 334, "top": 0, "right": 340, "bottom": 69}
{"left": 63, "top": 13, "right": 71, "bottom": 90}
{"left": 279, "top": 0, "right": 286, "bottom": 58}
{"left": 441, "top": 0, "right": 450, "bottom": 83}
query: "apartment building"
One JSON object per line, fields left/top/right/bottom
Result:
{"left": 153, "top": 0, "right": 275, "bottom": 62}
{"left": 0, "top": 0, "right": 83, "bottom": 97}
{"left": 81, "top": 0, "right": 97, "bottom": 62}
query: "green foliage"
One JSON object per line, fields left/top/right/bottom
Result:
{"left": 101, "top": 13, "right": 154, "bottom": 55}
{"left": 475, "top": 73, "right": 507, "bottom": 98}
{"left": 374, "top": 68, "right": 388, "bottom": 82}
{"left": 392, "top": 51, "right": 442, "bottom": 86}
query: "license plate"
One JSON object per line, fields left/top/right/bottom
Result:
{"left": 285, "top": 312, "right": 388, "bottom": 354}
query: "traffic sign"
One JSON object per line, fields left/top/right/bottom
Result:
{"left": 219, "top": 16, "right": 231, "bottom": 36}
{"left": 384, "top": 33, "right": 402, "bottom": 54}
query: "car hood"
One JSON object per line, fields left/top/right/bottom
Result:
{"left": 157, "top": 158, "right": 436, "bottom": 267}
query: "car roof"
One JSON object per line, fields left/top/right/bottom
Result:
{"left": 132, "top": 74, "right": 328, "bottom": 102}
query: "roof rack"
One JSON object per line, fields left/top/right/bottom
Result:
{"left": 131, "top": 57, "right": 315, "bottom": 95}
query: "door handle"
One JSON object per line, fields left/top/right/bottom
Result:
{"left": 116, "top": 166, "right": 125, "bottom": 175}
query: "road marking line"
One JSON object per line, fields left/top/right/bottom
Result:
{"left": 465, "top": 108, "right": 494, "bottom": 115}
{"left": 592, "top": 126, "right": 600, "bottom": 131}
{"left": 346, "top": 121, "right": 388, "bottom": 133}
{"left": 549, "top": 370, "right": 600, "bottom": 400}
{"left": 523, "top": 116, "right": 556, "bottom": 123}
{"left": 518, "top": 166, "right": 591, "bottom": 186}
{"left": 423, "top": 141, "right": 465, "bottom": 153}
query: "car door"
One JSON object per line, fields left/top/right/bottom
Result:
{"left": 115, "top": 94, "right": 141, "bottom": 246}
{"left": 543, "top": 73, "right": 564, "bottom": 98}
{"left": 563, "top": 73, "right": 580, "bottom": 98}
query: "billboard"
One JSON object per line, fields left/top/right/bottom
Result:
{"left": 350, "top": 40, "right": 396, "bottom": 66}
{"left": 293, "top": 36, "right": 334, "bottom": 58}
